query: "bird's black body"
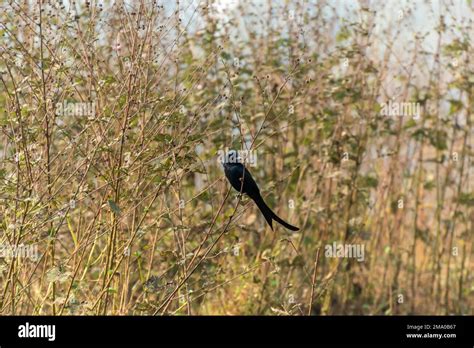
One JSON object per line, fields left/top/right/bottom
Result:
{"left": 222, "top": 153, "right": 299, "bottom": 232}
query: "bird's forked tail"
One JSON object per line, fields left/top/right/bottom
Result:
{"left": 253, "top": 194, "right": 299, "bottom": 231}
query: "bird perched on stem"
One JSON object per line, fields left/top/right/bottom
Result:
{"left": 221, "top": 150, "right": 299, "bottom": 231}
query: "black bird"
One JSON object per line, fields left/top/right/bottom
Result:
{"left": 222, "top": 150, "right": 299, "bottom": 231}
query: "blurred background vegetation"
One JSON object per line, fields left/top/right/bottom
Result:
{"left": 0, "top": 0, "right": 472, "bottom": 315}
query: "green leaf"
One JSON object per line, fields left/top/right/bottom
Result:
{"left": 403, "top": 118, "right": 417, "bottom": 129}
{"left": 291, "top": 255, "right": 305, "bottom": 267}
{"left": 359, "top": 175, "right": 379, "bottom": 189}
{"left": 336, "top": 27, "right": 350, "bottom": 42}
{"left": 118, "top": 95, "right": 127, "bottom": 109}
{"left": 220, "top": 51, "right": 231, "bottom": 60}
{"left": 411, "top": 128, "right": 427, "bottom": 141}
{"left": 429, "top": 130, "right": 448, "bottom": 150}
{"left": 458, "top": 192, "right": 474, "bottom": 206}
{"left": 424, "top": 181, "right": 436, "bottom": 191}
{"left": 154, "top": 133, "right": 171, "bottom": 142}
{"left": 448, "top": 99, "right": 463, "bottom": 115}
{"left": 332, "top": 88, "right": 347, "bottom": 101}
